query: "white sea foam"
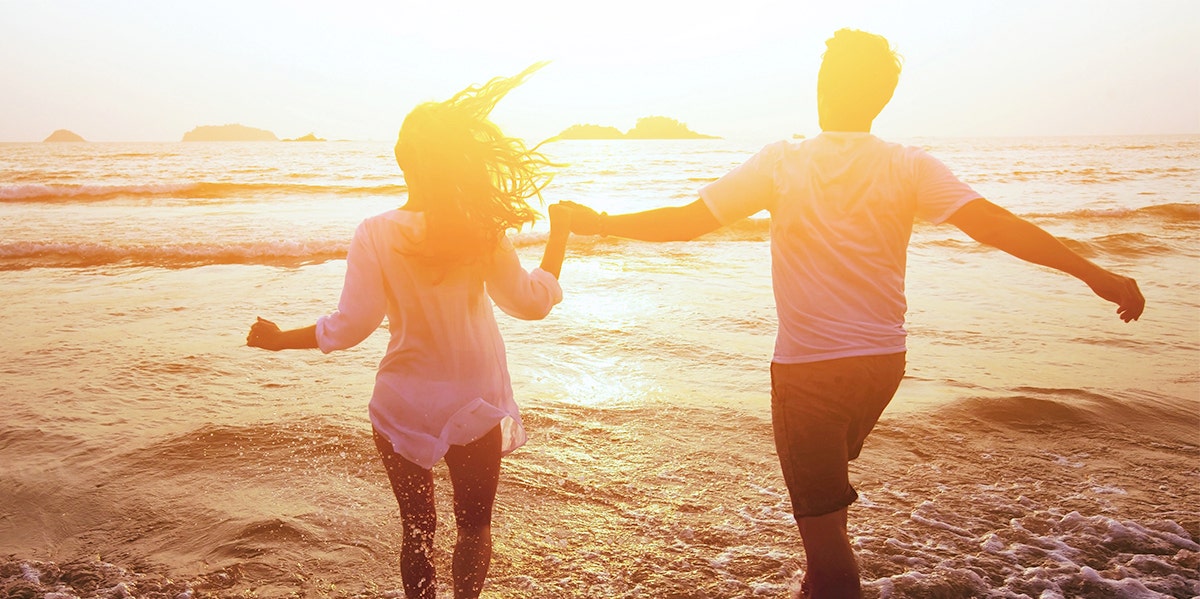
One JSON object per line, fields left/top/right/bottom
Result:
{"left": 860, "top": 494, "right": 1200, "bottom": 598}
{"left": 19, "top": 563, "right": 40, "bottom": 583}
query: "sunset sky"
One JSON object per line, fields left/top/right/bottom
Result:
{"left": 1, "top": 0, "right": 1196, "bottom": 143}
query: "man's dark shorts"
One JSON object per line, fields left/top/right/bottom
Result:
{"left": 770, "top": 352, "right": 906, "bottom": 519}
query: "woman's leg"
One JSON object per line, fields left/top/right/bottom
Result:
{"left": 443, "top": 426, "right": 503, "bottom": 599}
{"left": 374, "top": 429, "right": 438, "bottom": 599}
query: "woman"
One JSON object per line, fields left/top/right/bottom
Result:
{"left": 246, "top": 63, "right": 570, "bottom": 599}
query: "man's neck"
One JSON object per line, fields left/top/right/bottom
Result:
{"left": 820, "top": 123, "right": 872, "bottom": 133}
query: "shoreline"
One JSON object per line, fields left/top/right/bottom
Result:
{"left": 3, "top": 399, "right": 1196, "bottom": 598}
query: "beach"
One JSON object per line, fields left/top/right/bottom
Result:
{"left": 1, "top": 136, "right": 1197, "bottom": 598}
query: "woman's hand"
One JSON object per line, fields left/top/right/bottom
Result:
{"left": 247, "top": 316, "right": 283, "bottom": 350}
{"left": 557, "top": 201, "right": 604, "bottom": 236}
{"left": 540, "top": 203, "right": 573, "bottom": 279}
{"left": 1084, "top": 270, "right": 1145, "bottom": 322}
{"left": 549, "top": 202, "right": 573, "bottom": 238}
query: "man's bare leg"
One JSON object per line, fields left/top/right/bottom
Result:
{"left": 797, "top": 507, "right": 861, "bottom": 599}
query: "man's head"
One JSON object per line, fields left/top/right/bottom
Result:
{"left": 817, "top": 29, "right": 902, "bottom": 131}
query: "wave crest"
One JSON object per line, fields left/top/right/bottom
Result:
{"left": 0, "top": 240, "right": 349, "bottom": 269}
{"left": 931, "top": 386, "right": 1197, "bottom": 443}
{"left": 0, "top": 182, "right": 407, "bottom": 203}
{"left": 1029, "top": 202, "right": 1199, "bottom": 223}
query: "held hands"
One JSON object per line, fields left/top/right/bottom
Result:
{"left": 555, "top": 201, "right": 604, "bottom": 236}
{"left": 539, "top": 203, "right": 574, "bottom": 279}
{"left": 548, "top": 202, "right": 574, "bottom": 238}
{"left": 246, "top": 316, "right": 283, "bottom": 350}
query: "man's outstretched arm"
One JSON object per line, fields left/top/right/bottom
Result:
{"left": 947, "top": 198, "right": 1145, "bottom": 322}
{"left": 560, "top": 199, "right": 722, "bottom": 242}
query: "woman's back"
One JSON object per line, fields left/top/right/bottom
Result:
{"left": 316, "top": 208, "right": 561, "bottom": 468}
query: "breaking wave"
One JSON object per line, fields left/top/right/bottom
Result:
{"left": 0, "top": 181, "right": 407, "bottom": 203}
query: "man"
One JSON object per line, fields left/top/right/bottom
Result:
{"left": 561, "top": 28, "right": 1144, "bottom": 598}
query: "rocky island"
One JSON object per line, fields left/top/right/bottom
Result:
{"left": 43, "top": 129, "right": 86, "bottom": 142}
{"left": 555, "top": 124, "right": 625, "bottom": 140}
{"left": 182, "top": 124, "right": 278, "bottom": 142}
{"left": 556, "top": 116, "right": 718, "bottom": 140}
{"left": 283, "top": 133, "right": 326, "bottom": 142}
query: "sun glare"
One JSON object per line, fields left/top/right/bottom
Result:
{"left": 0, "top": 1, "right": 1195, "bottom": 141}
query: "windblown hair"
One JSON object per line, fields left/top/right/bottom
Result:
{"left": 818, "top": 29, "right": 903, "bottom": 127}
{"left": 394, "top": 62, "right": 556, "bottom": 264}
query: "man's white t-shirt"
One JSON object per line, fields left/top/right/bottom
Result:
{"left": 700, "top": 132, "right": 981, "bottom": 364}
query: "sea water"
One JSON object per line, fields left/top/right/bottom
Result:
{"left": 0, "top": 136, "right": 1197, "bottom": 598}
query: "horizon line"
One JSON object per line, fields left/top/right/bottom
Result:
{"left": 7, "top": 131, "right": 1200, "bottom": 144}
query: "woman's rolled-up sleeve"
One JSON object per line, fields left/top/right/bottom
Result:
{"left": 485, "top": 236, "right": 562, "bottom": 321}
{"left": 316, "top": 221, "right": 388, "bottom": 353}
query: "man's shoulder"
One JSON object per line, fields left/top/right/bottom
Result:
{"left": 876, "top": 137, "right": 937, "bottom": 158}
{"left": 758, "top": 138, "right": 794, "bottom": 156}
{"left": 859, "top": 137, "right": 944, "bottom": 172}
{"left": 729, "top": 139, "right": 793, "bottom": 172}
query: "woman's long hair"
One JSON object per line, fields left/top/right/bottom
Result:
{"left": 394, "top": 62, "right": 556, "bottom": 266}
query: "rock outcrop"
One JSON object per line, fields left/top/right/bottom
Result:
{"left": 283, "top": 133, "right": 326, "bottom": 142}
{"left": 555, "top": 116, "right": 717, "bottom": 140}
{"left": 182, "top": 124, "right": 278, "bottom": 142}
{"left": 44, "top": 129, "right": 86, "bottom": 142}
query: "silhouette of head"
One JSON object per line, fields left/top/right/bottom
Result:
{"left": 817, "top": 29, "right": 902, "bottom": 131}
{"left": 394, "top": 62, "right": 554, "bottom": 262}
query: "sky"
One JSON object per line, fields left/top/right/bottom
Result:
{"left": 1, "top": 0, "right": 1196, "bottom": 143}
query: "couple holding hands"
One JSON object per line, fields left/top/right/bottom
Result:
{"left": 246, "top": 29, "right": 1143, "bottom": 599}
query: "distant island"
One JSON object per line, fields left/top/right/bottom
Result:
{"left": 557, "top": 124, "right": 625, "bottom": 140}
{"left": 44, "top": 129, "right": 86, "bottom": 142}
{"left": 182, "top": 124, "right": 278, "bottom": 142}
{"left": 557, "top": 116, "right": 719, "bottom": 140}
{"left": 283, "top": 133, "right": 326, "bottom": 142}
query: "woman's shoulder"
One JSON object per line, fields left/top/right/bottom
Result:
{"left": 359, "top": 209, "right": 424, "bottom": 234}
{"left": 494, "top": 231, "right": 516, "bottom": 251}
{"left": 350, "top": 210, "right": 428, "bottom": 255}
{"left": 365, "top": 208, "right": 422, "bottom": 226}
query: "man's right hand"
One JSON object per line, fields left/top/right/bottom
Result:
{"left": 548, "top": 202, "right": 573, "bottom": 238}
{"left": 557, "top": 201, "right": 604, "bottom": 235}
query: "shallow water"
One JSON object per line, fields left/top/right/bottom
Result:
{"left": 1, "top": 136, "right": 1197, "bottom": 597}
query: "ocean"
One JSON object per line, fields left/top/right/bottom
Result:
{"left": 1, "top": 136, "right": 1197, "bottom": 598}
